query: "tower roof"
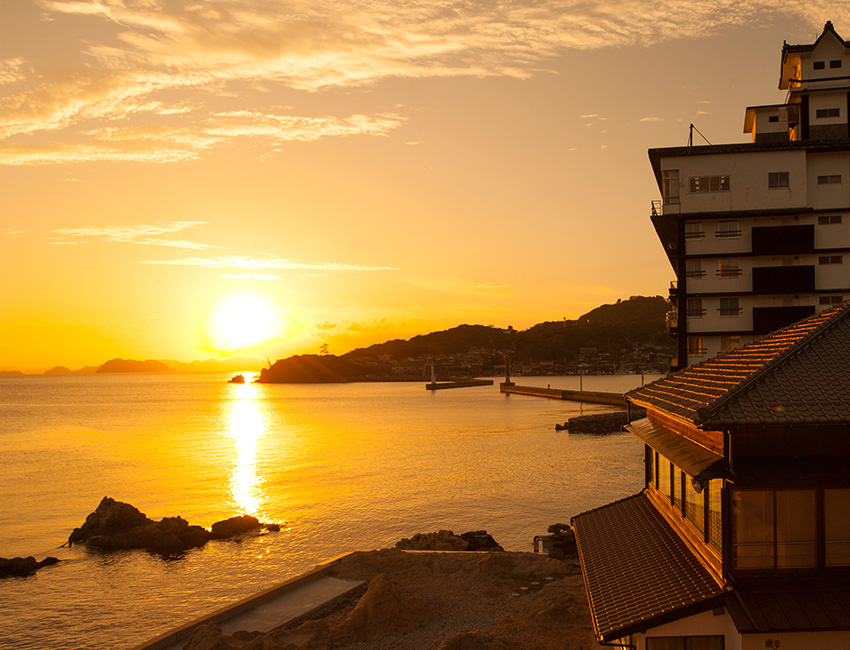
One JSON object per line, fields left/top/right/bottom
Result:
{"left": 627, "top": 302, "right": 850, "bottom": 427}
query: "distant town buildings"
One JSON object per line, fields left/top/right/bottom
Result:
{"left": 651, "top": 21, "right": 850, "bottom": 369}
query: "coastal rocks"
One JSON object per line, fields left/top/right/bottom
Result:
{"left": 69, "top": 497, "right": 279, "bottom": 555}
{"left": 0, "top": 556, "right": 59, "bottom": 579}
{"left": 395, "top": 529, "right": 503, "bottom": 552}
{"left": 227, "top": 374, "right": 245, "bottom": 384}
{"left": 556, "top": 408, "right": 646, "bottom": 434}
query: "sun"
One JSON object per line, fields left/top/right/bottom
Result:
{"left": 207, "top": 292, "right": 282, "bottom": 352}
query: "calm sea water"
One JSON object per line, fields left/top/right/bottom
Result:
{"left": 0, "top": 373, "right": 652, "bottom": 650}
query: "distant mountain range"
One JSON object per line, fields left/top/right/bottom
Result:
{"left": 34, "top": 356, "right": 264, "bottom": 376}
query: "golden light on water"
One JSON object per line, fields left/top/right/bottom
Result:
{"left": 225, "top": 381, "right": 265, "bottom": 517}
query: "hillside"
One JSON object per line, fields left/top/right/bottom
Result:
{"left": 259, "top": 296, "right": 673, "bottom": 382}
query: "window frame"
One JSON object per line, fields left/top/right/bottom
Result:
{"left": 818, "top": 215, "right": 842, "bottom": 225}
{"left": 818, "top": 175, "right": 842, "bottom": 185}
{"left": 719, "top": 297, "right": 741, "bottom": 316}
{"left": 768, "top": 171, "right": 789, "bottom": 189}
{"left": 819, "top": 255, "right": 843, "bottom": 265}
{"left": 689, "top": 175, "right": 730, "bottom": 193}
{"left": 716, "top": 220, "right": 741, "bottom": 239}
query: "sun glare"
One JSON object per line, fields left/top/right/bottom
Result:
{"left": 207, "top": 292, "right": 282, "bottom": 352}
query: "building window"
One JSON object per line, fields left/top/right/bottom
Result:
{"left": 687, "top": 337, "right": 705, "bottom": 356}
{"left": 768, "top": 115, "right": 779, "bottom": 123}
{"left": 684, "top": 478, "right": 705, "bottom": 535}
{"left": 663, "top": 169, "right": 680, "bottom": 205}
{"left": 819, "top": 255, "right": 843, "bottom": 265}
{"left": 719, "top": 297, "right": 740, "bottom": 316}
{"left": 646, "top": 636, "right": 725, "bottom": 650}
{"left": 816, "top": 108, "right": 841, "bottom": 118}
{"left": 720, "top": 335, "right": 740, "bottom": 351}
{"left": 819, "top": 215, "right": 842, "bottom": 225}
{"left": 685, "top": 259, "right": 705, "bottom": 278}
{"left": 776, "top": 490, "right": 817, "bottom": 568}
{"left": 814, "top": 61, "right": 826, "bottom": 70}
{"left": 768, "top": 172, "right": 789, "bottom": 188}
{"left": 658, "top": 455, "right": 670, "bottom": 496}
{"left": 672, "top": 467, "right": 683, "bottom": 511}
{"left": 825, "top": 489, "right": 850, "bottom": 566}
{"left": 647, "top": 448, "right": 656, "bottom": 487}
{"left": 820, "top": 295, "right": 843, "bottom": 305}
{"left": 717, "top": 260, "right": 741, "bottom": 278}
{"left": 686, "top": 298, "right": 705, "bottom": 318}
{"left": 684, "top": 222, "right": 704, "bottom": 240}
{"left": 708, "top": 480, "right": 722, "bottom": 554}
{"left": 818, "top": 174, "right": 842, "bottom": 184}
{"left": 831, "top": 59, "right": 843, "bottom": 69}
{"left": 732, "top": 489, "right": 817, "bottom": 570}
{"left": 690, "top": 175, "right": 730, "bottom": 193}
{"left": 716, "top": 220, "right": 741, "bottom": 238}
{"left": 732, "top": 490, "right": 775, "bottom": 569}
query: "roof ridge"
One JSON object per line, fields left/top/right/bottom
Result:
{"left": 694, "top": 303, "right": 850, "bottom": 425}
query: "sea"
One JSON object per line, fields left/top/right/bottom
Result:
{"left": 0, "top": 373, "right": 654, "bottom": 650}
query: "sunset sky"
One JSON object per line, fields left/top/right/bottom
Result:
{"left": 1, "top": 2, "right": 841, "bottom": 371}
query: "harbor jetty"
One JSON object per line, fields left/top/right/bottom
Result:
{"left": 425, "top": 379, "right": 494, "bottom": 390}
{"left": 499, "top": 383, "right": 626, "bottom": 407}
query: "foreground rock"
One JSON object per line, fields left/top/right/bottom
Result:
{"left": 395, "top": 529, "right": 504, "bottom": 552}
{"left": 0, "top": 556, "right": 59, "bottom": 579}
{"left": 69, "top": 497, "right": 279, "bottom": 554}
{"left": 181, "top": 549, "right": 597, "bottom": 650}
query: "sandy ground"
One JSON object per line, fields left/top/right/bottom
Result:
{"left": 183, "top": 549, "right": 602, "bottom": 650}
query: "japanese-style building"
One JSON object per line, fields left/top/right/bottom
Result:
{"left": 652, "top": 22, "right": 850, "bottom": 370}
{"left": 572, "top": 301, "right": 850, "bottom": 650}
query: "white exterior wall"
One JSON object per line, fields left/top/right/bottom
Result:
{"left": 816, "top": 214, "right": 850, "bottom": 248}
{"left": 807, "top": 151, "right": 850, "bottom": 209}
{"left": 630, "top": 607, "right": 850, "bottom": 650}
{"left": 632, "top": 608, "right": 742, "bottom": 650}
{"left": 662, "top": 150, "right": 807, "bottom": 216}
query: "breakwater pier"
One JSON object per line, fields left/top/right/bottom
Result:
{"left": 499, "top": 382, "right": 626, "bottom": 407}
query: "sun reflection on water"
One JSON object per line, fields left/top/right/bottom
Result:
{"left": 226, "top": 381, "right": 265, "bottom": 517}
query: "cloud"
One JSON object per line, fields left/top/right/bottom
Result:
{"left": 220, "top": 273, "right": 280, "bottom": 280}
{"left": 1, "top": 1, "right": 822, "bottom": 166}
{"left": 4, "top": 229, "right": 30, "bottom": 235}
{"left": 139, "top": 254, "right": 399, "bottom": 272}
{"left": 50, "top": 221, "right": 214, "bottom": 249}
{"left": 640, "top": 116, "right": 664, "bottom": 123}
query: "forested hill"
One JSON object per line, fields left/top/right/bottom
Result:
{"left": 258, "top": 296, "right": 673, "bottom": 382}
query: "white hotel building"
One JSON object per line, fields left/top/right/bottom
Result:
{"left": 651, "top": 22, "right": 850, "bottom": 369}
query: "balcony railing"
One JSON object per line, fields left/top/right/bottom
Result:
{"left": 717, "top": 268, "right": 743, "bottom": 278}
{"left": 688, "top": 347, "right": 708, "bottom": 356}
{"left": 685, "top": 270, "right": 706, "bottom": 278}
{"left": 666, "top": 310, "right": 679, "bottom": 329}
{"left": 716, "top": 229, "right": 742, "bottom": 238}
{"left": 686, "top": 308, "right": 707, "bottom": 318}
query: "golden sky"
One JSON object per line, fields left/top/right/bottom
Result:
{"left": 0, "top": 2, "right": 839, "bottom": 370}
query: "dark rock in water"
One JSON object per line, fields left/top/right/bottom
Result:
{"left": 69, "top": 498, "right": 281, "bottom": 555}
{"left": 0, "top": 556, "right": 60, "bottom": 579}
{"left": 68, "top": 496, "right": 152, "bottom": 544}
{"left": 565, "top": 409, "right": 645, "bottom": 434}
{"left": 210, "top": 515, "right": 262, "bottom": 540}
{"left": 459, "top": 530, "right": 504, "bottom": 552}
{"left": 69, "top": 497, "right": 210, "bottom": 554}
{"left": 228, "top": 374, "right": 245, "bottom": 384}
{"left": 396, "top": 529, "right": 503, "bottom": 551}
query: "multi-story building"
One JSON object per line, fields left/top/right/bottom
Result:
{"left": 572, "top": 301, "right": 850, "bottom": 650}
{"left": 651, "top": 22, "right": 850, "bottom": 369}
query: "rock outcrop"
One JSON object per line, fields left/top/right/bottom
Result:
{"left": 558, "top": 408, "right": 646, "bottom": 434}
{"left": 0, "top": 556, "right": 59, "bottom": 579}
{"left": 68, "top": 497, "right": 279, "bottom": 555}
{"left": 395, "top": 529, "right": 503, "bottom": 552}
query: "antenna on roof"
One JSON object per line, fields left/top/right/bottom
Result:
{"left": 687, "top": 123, "right": 712, "bottom": 147}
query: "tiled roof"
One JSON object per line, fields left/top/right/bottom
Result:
{"left": 626, "top": 303, "right": 850, "bottom": 427}
{"left": 572, "top": 492, "right": 724, "bottom": 642}
{"left": 727, "top": 587, "right": 850, "bottom": 633}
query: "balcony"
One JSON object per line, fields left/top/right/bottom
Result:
{"left": 752, "top": 265, "right": 815, "bottom": 294}
{"left": 669, "top": 280, "right": 679, "bottom": 299}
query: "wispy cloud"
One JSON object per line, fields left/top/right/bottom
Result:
{"left": 1, "top": 2, "right": 822, "bottom": 165}
{"left": 220, "top": 273, "right": 280, "bottom": 280}
{"left": 139, "top": 254, "right": 399, "bottom": 272}
{"left": 4, "top": 229, "right": 30, "bottom": 235}
{"left": 50, "top": 221, "right": 214, "bottom": 249}
{"left": 640, "top": 116, "right": 664, "bottom": 123}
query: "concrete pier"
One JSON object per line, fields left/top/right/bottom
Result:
{"left": 499, "top": 383, "right": 626, "bottom": 407}
{"left": 425, "top": 379, "right": 494, "bottom": 390}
